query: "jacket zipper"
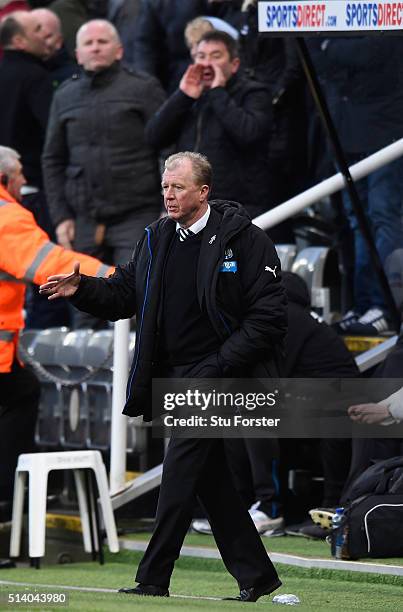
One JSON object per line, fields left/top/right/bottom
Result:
{"left": 194, "top": 107, "right": 204, "bottom": 152}
{"left": 126, "top": 227, "right": 153, "bottom": 401}
{"left": 217, "top": 310, "right": 231, "bottom": 336}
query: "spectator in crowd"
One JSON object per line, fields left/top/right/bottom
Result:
{"left": 310, "top": 36, "right": 403, "bottom": 335}
{"left": 0, "top": 11, "right": 67, "bottom": 328}
{"left": 280, "top": 272, "right": 359, "bottom": 537}
{"left": 184, "top": 16, "right": 214, "bottom": 60}
{"left": 0, "top": 11, "right": 52, "bottom": 218}
{"left": 0, "top": 0, "right": 29, "bottom": 59}
{"left": 133, "top": 0, "right": 215, "bottom": 93}
{"left": 42, "top": 19, "right": 165, "bottom": 327}
{"left": 0, "top": 145, "right": 114, "bottom": 525}
{"left": 184, "top": 15, "right": 238, "bottom": 60}
{"left": 108, "top": 0, "right": 141, "bottom": 68}
{"left": 194, "top": 272, "right": 359, "bottom": 539}
{"left": 40, "top": 151, "right": 286, "bottom": 601}
{"left": 341, "top": 330, "right": 403, "bottom": 496}
{"left": 205, "top": 0, "right": 307, "bottom": 242}
{"left": 146, "top": 30, "right": 273, "bottom": 220}
{"left": 308, "top": 329, "right": 403, "bottom": 534}
{"left": 32, "top": 8, "right": 76, "bottom": 87}
{"left": 48, "top": 0, "right": 108, "bottom": 59}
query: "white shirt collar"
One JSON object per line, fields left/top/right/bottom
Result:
{"left": 176, "top": 205, "right": 210, "bottom": 235}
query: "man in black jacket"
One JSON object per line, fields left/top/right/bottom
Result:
{"left": 146, "top": 30, "right": 273, "bottom": 220}
{"left": 42, "top": 19, "right": 165, "bottom": 269}
{"left": 40, "top": 151, "right": 286, "bottom": 601}
{"left": 0, "top": 12, "right": 52, "bottom": 206}
{"left": 32, "top": 8, "right": 76, "bottom": 87}
{"left": 310, "top": 36, "right": 403, "bottom": 335}
{"left": 42, "top": 19, "right": 165, "bottom": 327}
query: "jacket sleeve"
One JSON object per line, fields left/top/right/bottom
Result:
{"left": 218, "top": 227, "right": 287, "bottom": 371}
{"left": 145, "top": 89, "right": 194, "bottom": 148}
{"left": 0, "top": 202, "right": 114, "bottom": 283}
{"left": 70, "top": 241, "right": 142, "bottom": 321}
{"left": 42, "top": 92, "right": 74, "bottom": 227}
{"left": 206, "top": 84, "right": 271, "bottom": 146}
{"left": 70, "top": 264, "right": 136, "bottom": 321}
{"left": 382, "top": 386, "right": 403, "bottom": 424}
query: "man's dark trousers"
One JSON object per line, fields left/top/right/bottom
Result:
{"left": 135, "top": 369, "right": 280, "bottom": 590}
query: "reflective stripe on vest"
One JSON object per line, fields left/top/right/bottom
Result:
{"left": 0, "top": 200, "right": 8, "bottom": 207}
{"left": 0, "top": 270, "right": 25, "bottom": 283}
{"left": 96, "top": 263, "right": 111, "bottom": 277}
{"left": 0, "top": 330, "right": 15, "bottom": 341}
{"left": 24, "top": 241, "right": 55, "bottom": 281}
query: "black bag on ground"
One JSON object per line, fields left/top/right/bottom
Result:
{"left": 332, "top": 456, "right": 403, "bottom": 559}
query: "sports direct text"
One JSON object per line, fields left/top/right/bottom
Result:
{"left": 258, "top": 1, "right": 403, "bottom": 33}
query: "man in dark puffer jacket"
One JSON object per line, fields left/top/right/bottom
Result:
{"left": 42, "top": 19, "right": 165, "bottom": 266}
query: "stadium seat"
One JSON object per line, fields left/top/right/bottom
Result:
{"left": 291, "top": 246, "right": 340, "bottom": 322}
{"left": 276, "top": 244, "right": 297, "bottom": 271}
{"left": 17, "top": 329, "right": 39, "bottom": 363}
{"left": 126, "top": 333, "right": 148, "bottom": 457}
{"left": 55, "top": 330, "right": 93, "bottom": 450}
{"left": 29, "top": 328, "right": 69, "bottom": 448}
{"left": 84, "top": 331, "right": 114, "bottom": 451}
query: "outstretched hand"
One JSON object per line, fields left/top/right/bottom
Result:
{"left": 39, "top": 261, "right": 81, "bottom": 300}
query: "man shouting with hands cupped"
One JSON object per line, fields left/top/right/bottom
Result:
{"left": 180, "top": 34, "right": 240, "bottom": 96}
{"left": 145, "top": 30, "right": 273, "bottom": 220}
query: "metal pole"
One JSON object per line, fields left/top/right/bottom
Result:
{"left": 296, "top": 37, "right": 401, "bottom": 333}
{"left": 110, "top": 318, "right": 130, "bottom": 496}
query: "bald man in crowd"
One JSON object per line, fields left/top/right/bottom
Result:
{"left": 0, "top": 10, "right": 75, "bottom": 327}
{"left": 32, "top": 8, "right": 75, "bottom": 86}
{"left": 42, "top": 19, "right": 165, "bottom": 327}
{"left": 0, "top": 11, "right": 51, "bottom": 191}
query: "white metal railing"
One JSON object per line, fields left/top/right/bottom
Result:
{"left": 109, "top": 138, "right": 403, "bottom": 498}
{"left": 253, "top": 138, "right": 403, "bottom": 230}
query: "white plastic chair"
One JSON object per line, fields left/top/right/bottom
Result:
{"left": 10, "top": 450, "right": 119, "bottom": 563}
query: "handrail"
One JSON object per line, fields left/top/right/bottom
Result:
{"left": 253, "top": 138, "right": 403, "bottom": 230}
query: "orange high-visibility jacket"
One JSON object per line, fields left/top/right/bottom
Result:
{"left": 0, "top": 185, "right": 114, "bottom": 373}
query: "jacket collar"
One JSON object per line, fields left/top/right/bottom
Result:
{"left": 82, "top": 61, "right": 121, "bottom": 86}
{"left": 147, "top": 199, "right": 250, "bottom": 246}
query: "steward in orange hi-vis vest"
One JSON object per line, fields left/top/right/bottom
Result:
{"left": 0, "top": 183, "right": 114, "bottom": 373}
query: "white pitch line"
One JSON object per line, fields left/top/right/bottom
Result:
{"left": 0, "top": 580, "right": 222, "bottom": 601}
{"left": 120, "top": 538, "right": 403, "bottom": 576}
